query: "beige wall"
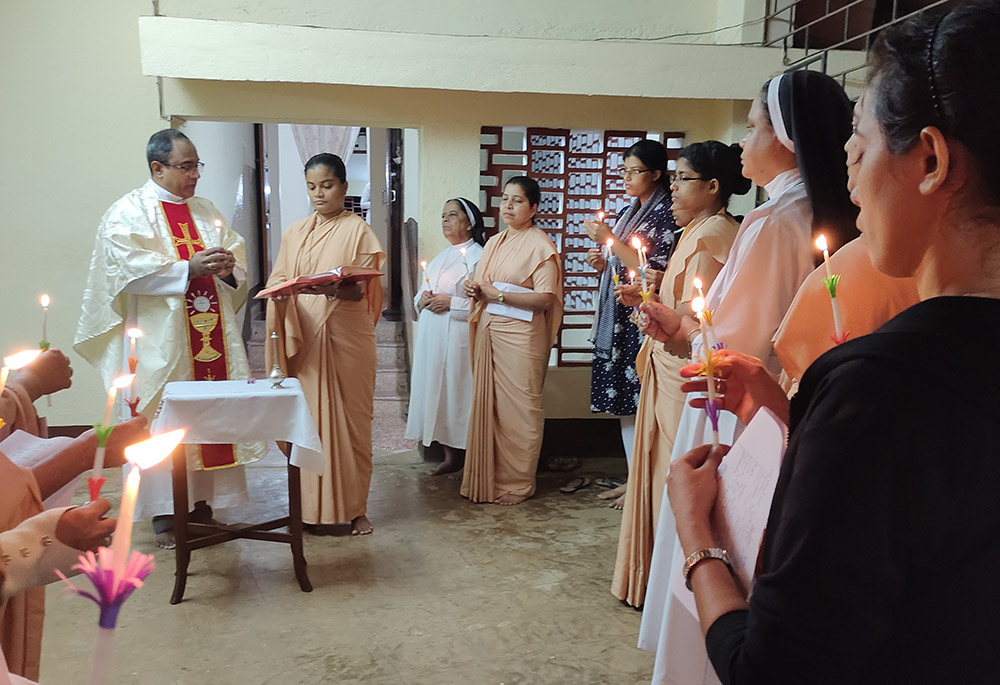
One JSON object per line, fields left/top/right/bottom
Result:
{"left": 1, "top": 0, "right": 783, "bottom": 423}
{"left": 1, "top": 0, "right": 163, "bottom": 424}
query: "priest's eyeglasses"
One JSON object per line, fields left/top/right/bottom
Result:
{"left": 163, "top": 162, "right": 205, "bottom": 175}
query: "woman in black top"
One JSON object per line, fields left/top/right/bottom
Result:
{"left": 661, "top": 2, "right": 1000, "bottom": 683}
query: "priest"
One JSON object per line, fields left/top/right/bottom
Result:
{"left": 75, "top": 129, "right": 266, "bottom": 549}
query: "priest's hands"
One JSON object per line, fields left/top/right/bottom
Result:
{"left": 56, "top": 499, "right": 116, "bottom": 552}
{"left": 189, "top": 247, "right": 235, "bottom": 279}
{"left": 679, "top": 350, "right": 790, "bottom": 427}
{"left": 12, "top": 349, "right": 73, "bottom": 401}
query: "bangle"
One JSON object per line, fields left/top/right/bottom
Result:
{"left": 683, "top": 547, "right": 732, "bottom": 590}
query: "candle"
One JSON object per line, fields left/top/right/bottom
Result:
{"left": 628, "top": 269, "right": 636, "bottom": 285}
{"left": 693, "top": 276, "right": 705, "bottom": 301}
{"left": 0, "top": 350, "right": 43, "bottom": 397}
{"left": 40, "top": 294, "right": 50, "bottom": 345}
{"left": 604, "top": 237, "right": 613, "bottom": 264}
{"left": 692, "top": 296, "right": 720, "bottom": 448}
{"left": 815, "top": 235, "right": 845, "bottom": 341}
{"left": 460, "top": 247, "right": 470, "bottom": 278}
{"left": 112, "top": 429, "right": 185, "bottom": 584}
{"left": 597, "top": 211, "right": 604, "bottom": 222}
{"left": 126, "top": 328, "right": 143, "bottom": 373}
{"left": 420, "top": 260, "right": 430, "bottom": 291}
{"left": 91, "top": 374, "right": 135, "bottom": 487}
{"left": 213, "top": 219, "right": 222, "bottom": 239}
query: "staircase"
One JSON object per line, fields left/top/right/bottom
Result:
{"left": 246, "top": 317, "right": 416, "bottom": 457}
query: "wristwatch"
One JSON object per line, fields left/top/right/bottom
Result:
{"left": 683, "top": 547, "right": 732, "bottom": 590}
{"left": 496, "top": 291, "right": 505, "bottom": 304}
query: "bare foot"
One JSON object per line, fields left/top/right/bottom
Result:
{"left": 431, "top": 458, "right": 463, "bottom": 476}
{"left": 494, "top": 493, "right": 528, "bottom": 506}
{"left": 597, "top": 482, "right": 628, "bottom": 500}
{"left": 448, "top": 468, "right": 464, "bottom": 482}
{"left": 351, "top": 515, "right": 374, "bottom": 535}
{"left": 156, "top": 530, "right": 176, "bottom": 549}
{"left": 608, "top": 493, "right": 626, "bottom": 510}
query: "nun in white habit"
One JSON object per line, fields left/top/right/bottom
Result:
{"left": 636, "top": 71, "right": 860, "bottom": 684}
{"left": 406, "top": 198, "right": 486, "bottom": 475}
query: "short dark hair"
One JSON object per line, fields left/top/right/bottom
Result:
{"left": 505, "top": 176, "right": 541, "bottom": 207}
{"left": 449, "top": 197, "right": 487, "bottom": 246}
{"left": 678, "top": 141, "right": 751, "bottom": 208}
{"left": 624, "top": 139, "right": 670, "bottom": 190}
{"left": 869, "top": 0, "right": 1000, "bottom": 206}
{"left": 146, "top": 129, "right": 191, "bottom": 171}
{"left": 304, "top": 153, "right": 347, "bottom": 183}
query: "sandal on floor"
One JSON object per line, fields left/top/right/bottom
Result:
{"left": 560, "top": 476, "right": 592, "bottom": 494}
{"left": 596, "top": 476, "right": 626, "bottom": 489}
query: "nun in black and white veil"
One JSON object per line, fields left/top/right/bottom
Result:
{"left": 636, "top": 70, "right": 859, "bottom": 684}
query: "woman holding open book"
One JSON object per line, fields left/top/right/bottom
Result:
{"left": 265, "top": 152, "right": 385, "bottom": 535}
{"left": 460, "top": 176, "right": 562, "bottom": 505}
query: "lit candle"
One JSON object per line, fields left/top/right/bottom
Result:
{"left": 815, "top": 235, "right": 845, "bottom": 341}
{"left": 604, "top": 237, "right": 613, "bottom": 264}
{"left": 420, "top": 260, "right": 430, "bottom": 291}
{"left": 693, "top": 276, "right": 705, "bottom": 301}
{"left": 126, "top": 327, "right": 143, "bottom": 375}
{"left": 628, "top": 269, "right": 636, "bottom": 285}
{"left": 213, "top": 219, "right": 222, "bottom": 239}
{"left": 692, "top": 296, "right": 720, "bottom": 449}
{"left": 112, "top": 429, "right": 185, "bottom": 584}
{"left": 597, "top": 211, "right": 604, "bottom": 222}
{"left": 91, "top": 374, "right": 135, "bottom": 486}
{"left": 40, "top": 294, "right": 50, "bottom": 346}
{"left": 460, "top": 247, "right": 470, "bottom": 278}
{"left": 0, "top": 350, "right": 42, "bottom": 397}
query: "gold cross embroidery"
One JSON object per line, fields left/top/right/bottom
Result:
{"left": 172, "top": 222, "right": 204, "bottom": 258}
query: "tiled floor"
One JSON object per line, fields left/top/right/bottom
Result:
{"left": 40, "top": 451, "right": 651, "bottom": 684}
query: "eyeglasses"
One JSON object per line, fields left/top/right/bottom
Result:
{"left": 616, "top": 167, "right": 651, "bottom": 179}
{"left": 672, "top": 175, "right": 705, "bottom": 184}
{"left": 162, "top": 162, "right": 205, "bottom": 175}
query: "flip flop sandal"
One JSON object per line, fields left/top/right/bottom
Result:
{"left": 560, "top": 476, "right": 592, "bottom": 494}
{"left": 596, "top": 477, "right": 626, "bottom": 489}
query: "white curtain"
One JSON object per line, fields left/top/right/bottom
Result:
{"left": 290, "top": 125, "right": 361, "bottom": 166}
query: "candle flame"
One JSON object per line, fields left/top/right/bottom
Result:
{"left": 605, "top": 238, "right": 613, "bottom": 248}
{"left": 3, "top": 349, "right": 42, "bottom": 369}
{"left": 815, "top": 234, "right": 829, "bottom": 252}
{"left": 693, "top": 277, "right": 703, "bottom": 291}
{"left": 630, "top": 236, "right": 643, "bottom": 250}
{"left": 692, "top": 296, "right": 706, "bottom": 314}
{"left": 214, "top": 219, "right": 222, "bottom": 228}
{"left": 124, "top": 429, "right": 186, "bottom": 469}
{"left": 597, "top": 211, "right": 604, "bottom": 221}
{"left": 127, "top": 328, "right": 144, "bottom": 340}
{"left": 420, "top": 260, "right": 428, "bottom": 269}
{"left": 460, "top": 247, "right": 467, "bottom": 256}
{"left": 111, "top": 374, "right": 136, "bottom": 390}
{"left": 40, "top": 294, "right": 50, "bottom": 308}
{"left": 628, "top": 269, "right": 636, "bottom": 281}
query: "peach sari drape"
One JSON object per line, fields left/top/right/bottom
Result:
{"left": 773, "top": 235, "right": 920, "bottom": 395}
{"left": 461, "top": 226, "right": 562, "bottom": 503}
{"left": 0, "top": 455, "right": 44, "bottom": 680}
{"left": 266, "top": 211, "right": 385, "bottom": 524}
{"left": 612, "top": 211, "right": 739, "bottom": 607}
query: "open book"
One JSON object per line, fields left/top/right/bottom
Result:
{"left": 254, "top": 266, "right": 383, "bottom": 299}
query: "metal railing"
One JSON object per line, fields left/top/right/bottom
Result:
{"left": 763, "top": 0, "right": 956, "bottom": 85}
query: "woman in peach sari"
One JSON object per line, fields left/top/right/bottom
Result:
{"left": 266, "top": 153, "right": 385, "bottom": 535}
{"left": 461, "top": 176, "right": 562, "bottom": 505}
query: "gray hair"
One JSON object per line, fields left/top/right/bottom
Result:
{"left": 146, "top": 129, "right": 191, "bottom": 170}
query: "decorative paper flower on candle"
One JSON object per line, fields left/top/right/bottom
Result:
{"left": 57, "top": 548, "right": 155, "bottom": 629}
{"left": 87, "top": 425, "right": 115, "bottom": 501}
{"left": 703, "top": 396, "right": 722, "bottom": 435}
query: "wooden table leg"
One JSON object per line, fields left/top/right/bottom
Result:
{"left": 170, "top": 444, "right": 191, "bottom": 605}
{"left": 286, "top": 458, "right": 312, "bottom": 593}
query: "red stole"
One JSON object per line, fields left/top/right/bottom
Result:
{"left": 160, "top": 201, "right": 238, "bottom": 469}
